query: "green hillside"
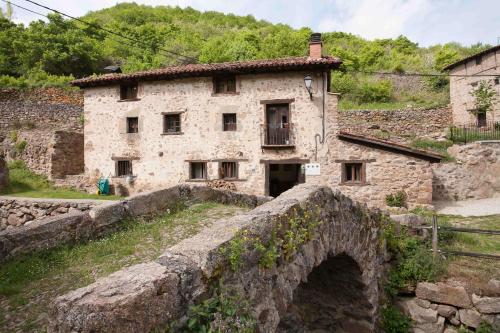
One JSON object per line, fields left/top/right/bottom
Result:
{"left": 0, "top": 2, "right": 491, "bottom": 109}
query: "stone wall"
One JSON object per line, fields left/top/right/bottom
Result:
{"left": 0, "top": 155, "right": 7, "bottom": 191}
{"left": 0, "top": 88, "right": 83, "bottom": 137}
{"left": 0, "top": 185, "right": 269, "bottom": 262}
{"left": 48, "top": 184, "right": 386, "bottom": 333}
{"left": 398, "top": 281, "right": 500, "bottom": 332}
{"left": 0, "top": 198, "right": 97, "bottom": 232}
{"left": 338, "top": 106, "right": 452, "bottom": 143}
{"left": 433, "top": 141, "right": 500, "bottom": 201}
{"left": 2, "top": 130, "right": 84, "bottom": 179}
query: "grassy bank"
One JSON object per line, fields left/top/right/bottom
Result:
{"left": 1, "top": 160, "right": 119, "bottom": 200}
{"left": 0, "top": 202, "right": 249, "bottom": 332}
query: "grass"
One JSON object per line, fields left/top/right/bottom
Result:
{"left": 1, "top": 160, "right": 120, "bottom": 200}
{"left": 0, "top": 202, "right": 248, "bottom": 332}
{"left": 410, "top": 138, "right": 454, "bottom": 162}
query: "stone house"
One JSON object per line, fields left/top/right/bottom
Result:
{"left": 445, "top": 45, "right": 500, "bottom": 126}
{"left": 72, "top": 33, "right": 442, "bottom": 208}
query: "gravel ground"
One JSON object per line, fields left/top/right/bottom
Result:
{"left": 435, "top": 197, "right": 500, "bottom": 216}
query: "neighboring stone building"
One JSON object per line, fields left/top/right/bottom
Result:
{"left": 445, "top": 45, "right": 500, "bottom": 125}
{"left": 0, "top": 154, "right": 8, "bottom": 191}
{"left": 73, "top": 33, "right": 442, "bottom": 208}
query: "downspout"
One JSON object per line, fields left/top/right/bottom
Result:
{"left": 314, "top": 71, "right": 327, "bottom": 161}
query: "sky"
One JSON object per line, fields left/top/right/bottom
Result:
{"left": 5, "top": 0, "right": 500, "bottom": 47}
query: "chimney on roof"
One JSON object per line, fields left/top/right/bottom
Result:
{"left": 309, "top": 33, "right": 323, "bottom": 59}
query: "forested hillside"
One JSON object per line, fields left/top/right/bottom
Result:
{"left": 0, "top": 2, "right": 491, "bottom": 109}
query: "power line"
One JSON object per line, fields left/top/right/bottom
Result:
{"left": 17, "top": 0, "right": 197, "bottom": 62}
{"left": 347, "top": 70, "right": 500, "bottom": 78}
{"left": 2, "top": 0, "right": 165, "bottom": 61}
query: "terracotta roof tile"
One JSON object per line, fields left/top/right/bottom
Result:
{"left": 71, "top": 56, "right": 341, "bottom": 88}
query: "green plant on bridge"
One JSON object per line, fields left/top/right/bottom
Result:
{"left": 253, "top": 230, "right": 280, "bottom": 269}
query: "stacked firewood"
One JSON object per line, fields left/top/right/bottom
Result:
{"left": 207, "top": 179, "right": 237, "bottom": 191}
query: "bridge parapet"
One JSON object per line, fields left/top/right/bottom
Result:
{"left": 48, "top": 184, "right": 387, "bottom": 333}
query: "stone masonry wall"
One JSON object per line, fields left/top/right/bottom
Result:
{"left": 433, "top": 141, "right": 500, "bottom": 201}
{"left": 398, "top": 281, "right": 500, "bottom": 332}
{"left": 0, "top": 198, "right": 97, "bottom": 232}
{"left": 48, "top": 185, "right": 386, "bottom": 333}
{"left": 338, "top": 106, "right": 452, "bottom": 144}
{"left": 0, "top": 155, "right": 7, "bottom": 191}
{"left": 0, "top": 185, "right": 269, "bottom": 262}
{"left": 50, "top": 131, "right": 84, "bottom": 178}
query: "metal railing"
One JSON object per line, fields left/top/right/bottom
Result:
{"left": 261, "top": 123, "right": 294, "bottom": 146}
{"left": 449, "top": 121, "right": 500, "bottom": 144}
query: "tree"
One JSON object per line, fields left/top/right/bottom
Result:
{"left": 470, "top": 80, "right": 497, "bottom": 115}
{"left": 0, "top": 1, "right": 13, "bottom": 21}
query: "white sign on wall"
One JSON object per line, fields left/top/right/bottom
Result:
{"left": 305, "top": 163, "right": 321, "bottom": 176}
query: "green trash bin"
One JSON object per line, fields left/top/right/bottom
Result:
{"left": 97, "top": 177, "right": 110, "bottom": 195}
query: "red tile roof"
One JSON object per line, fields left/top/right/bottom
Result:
{"left": 72, "top": 56, "right": 342, "bottom": 88}
{"left": 443, "top": 45, "right": 500, "bottom": 71}
{"left": 338, "top": 131, "right": 444, "bottom": 162}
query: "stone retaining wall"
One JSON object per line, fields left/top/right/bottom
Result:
{"left": 47, "top": 184, "right": 386, "bottom": 333}
{"left": 398, "top": 281, "right": 500, "bottom": 332}
{"left": 433, "top": 141, "right": 500, "bottom": 201}
{"left": 0, "top": 155, "right": 7, "bottom": 191}
{"left": 0, "top": 198, "right": 96, "bottom": 232}
{"left": 339, "top": 106, "right": 452, "bottom": 143}
{"left": 0, "top": 185, "right": 269, "bottom": 262}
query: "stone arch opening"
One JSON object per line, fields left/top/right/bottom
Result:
{"left": 277, "top": 253, "right": 374, "bottom": 333}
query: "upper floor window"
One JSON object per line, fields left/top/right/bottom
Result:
{"left": 475, "top": 56, "right": 482, "bottom": 66}
{"left": 127, "top": 117, "right": 139, "bottom": 133}
{"left": 219, "top": 161, "right": 238, "bottom": 179}
{"left": 214, "top": 76, "right": 236, "bottom": 94}
{"left": 341, "top": 162, "right": 365, "bottom": 185}
{"left": 223, "top": 113, "right": 237, "bottom": 131}
{"left": 495, "top": 77, "right": 499, "bottom": 85}
{"left": 120, "top": 82, "right": 138, "bottom": 100}
{"left": 163, "top": 114, "right": 181, "bottom": 134}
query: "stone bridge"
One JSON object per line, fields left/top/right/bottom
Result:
{"left": 48, "top": 185, "right": 387, "bottom": 332}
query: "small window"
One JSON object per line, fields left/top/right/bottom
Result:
{"left": 342, "top": 163, "right": 365, "bottom": 184}
{"left": 495, "top": 77, "right": 499, "bottom": 85}
{"left": 116, "top": 160, "right": 132, "bottom": 177}
{"left": 120, "top": 83, "right": 138, "bottom": 100}
{"left": 164, "top": 114, "right": 181, "bottom": 133}
{"left": 219, "top": 161, "right": 238, "bottom": 179}
{"left": 190, "top": 162, "right": 207, "bottom": 180}
{"left": 214, "top": 76, "right": 236, "bottom": 94}
{"left": 223, "top": 113, "right": 237, "bottom": 131}
{"left": 127, "top": 117, "right": 138, "bottom": 133}
{"left": 471, "top": 81, "right": 478, "bottom": 87}
{"left": 475, "top": 56, "right": 482, "bottom": 66}
{"left": 477, "top": 112, "right": 487, "bottom": 127}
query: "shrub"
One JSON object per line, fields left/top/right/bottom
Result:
{"left": 386, "top": 191, "right": 407, "bottom": 208}
{"left": 9, "top": 130, "right": 18, "bottom": 142}
{"left": 355, "top": 79, "right": 393, "bottom": 103}
{"left": 380, "top": 305, "right": 412, "bottom": 333}
{"left": 15, "top": 140, "right": 27, "bottom": 153}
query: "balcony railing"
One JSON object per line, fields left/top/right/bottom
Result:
{"left": 261, "top": 123, "right": 294, "bottom": 147}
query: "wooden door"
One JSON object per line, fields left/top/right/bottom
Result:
{"left": 266, "top": 104, "right": 290, "bottom": 145}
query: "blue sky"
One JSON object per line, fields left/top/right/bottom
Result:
{"left": 6, "top": 0, "right": 500, "bottom": 47}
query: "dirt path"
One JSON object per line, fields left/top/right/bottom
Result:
{"left": 435, "top": 197, "right": 500, "bottom": 216}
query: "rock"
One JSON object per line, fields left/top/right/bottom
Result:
{"left": 399, "top": 298, "right": 438, "bottom": 323}
{"left": 416, "top": 282, "right": 472, "bottom": 308}
{"left": 472, "top": 294, "right": 500, "bottom": 314}
{"left": 416, "top": 298, "right": 431, "bottom": 309}
{"left": 443, "top": 327, "right": 458, "bottom": 333}
{"left": 390, "top": 213, "right": 425, "bottom": 228}
{"left": 459, "top": 309, "right": 482, "bottom": 328}
{"left": 56, "top": 206, "right": 68, "bottom": 214}
{"left": 437, "top": 304, "right": 457, "bottom": 318}
{"left": 486, "top": 279, "right": 500, "bottom": 297}
{"left": 414, "top": 315, "right": 445, "bottom": 333}
{"left": 449, "top": 312, "right": 460, "bottom": 325}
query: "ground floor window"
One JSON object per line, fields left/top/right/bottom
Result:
{"left": 219, "top": 161, "right": 238, "bottom": 179}
{"left": 116, "top": 160, "right": 132, "bottom": 176}
{"left": 190, "top": 162, "right": 207, "bottom": 180}
{"left": 476, "top": 112, "right": 487, "bottom": 127}
{"left": 341, "top": 162, "right": 365, "bottom": 184}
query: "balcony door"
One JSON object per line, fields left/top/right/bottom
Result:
{"left": 266, "top": 104, "right": 290, "bottom": 145}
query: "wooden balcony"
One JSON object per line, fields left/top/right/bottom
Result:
{"left": 261, "top": 123, "right": 295, "bottom": 149}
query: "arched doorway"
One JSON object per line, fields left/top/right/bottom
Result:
{"left": 277, "top": 254, "right": 374, "bottom": 333}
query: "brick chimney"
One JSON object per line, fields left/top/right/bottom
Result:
{"left": 309, "top": 33, "right": 323, "bottom": 59}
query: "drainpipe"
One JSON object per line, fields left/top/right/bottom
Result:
{"left": 314, "top": 71, "right": 327, "bottom": 161}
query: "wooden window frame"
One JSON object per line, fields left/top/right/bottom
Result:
{"left": 219, "top": 161, "right": 239, "bottom": 180}
{"left": 340, "top": 162, "right": 366, "bottom": 185}
{"left": 189, "top": 162, "right": 208, "bottom": 180}
{"left": 119, "top": 82, "right": 139, "bottom": 101}
{"left": 126, "top": 117, "right": 139, "bottom": 133}
{"left": 163, "top": 113, "right": 182, "bottom": 134}
{"left": 222, "top": 113, "right": 237, "bottom": 131}
{"left": 212, "top": 76, "right": 238, "bottom": 95}
{"left": 116, "top": 160, "right": 133, "bottom": 177}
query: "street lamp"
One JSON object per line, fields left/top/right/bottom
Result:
{"left": 304, "top": 74, "right": 313, "bottom": 99}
